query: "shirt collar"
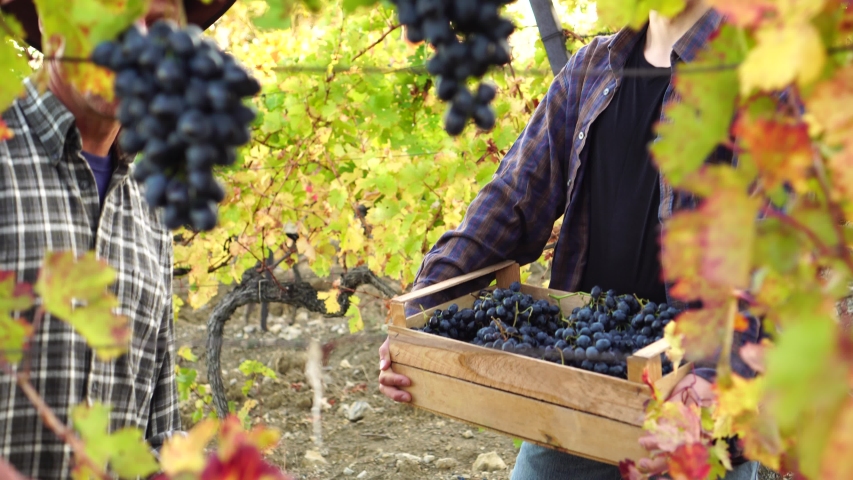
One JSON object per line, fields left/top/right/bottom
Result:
{"left": 18, "top": 77, "right": 133, "bottom": 170}
{"left": 606, "top": 8, "right": 724, "bottom": 70}
{"left": 17, "top": 77, "right": 76, "bottom": 167}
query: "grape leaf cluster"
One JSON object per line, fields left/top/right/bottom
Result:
{"left": 388, "top": 0, "right": 515, "bottom": 136}
{"left": 416, "top": 283, "right": 679, "bottom": 379}
{"left": 91, "top": 21, "right": 260, "bottom": 231}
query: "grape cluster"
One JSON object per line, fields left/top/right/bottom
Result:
{"left": 91, "top": 21, "right": 260, "bottom": 231}
{"left": 416, "top": 283, "right": 680, "bottom": 379}
{"left": 388, "top": 0, "right": 515, "bottom": 136}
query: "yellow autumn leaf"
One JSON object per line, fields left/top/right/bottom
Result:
{"left": 296, "top": 237, "right": 316, "bottom": 262}
{"left": 317, "top": 289, "right": 340, "bottom": 314}
{"left": 159, "top": 419, "right": 219, "bottom": 476}
{"left": 739, "top": 21, "right": 825, "bottom": 95}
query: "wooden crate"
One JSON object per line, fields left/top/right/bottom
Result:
{"left": 387, "top": 261, "right": 690, "bottom": 466}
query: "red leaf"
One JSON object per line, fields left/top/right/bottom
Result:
{"left": 734, "top": 115, "right": 812, "bottom": 192}
{"left": 618, "top": 459, "right": 646, "bottom": 480}
{"left": 667, "top": 443, "right": 712, "bottom": 480}
{"left": 201, "top": 445, "right": 292, "bottom": 480}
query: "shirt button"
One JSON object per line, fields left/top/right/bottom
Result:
{"left": 603, "top": 88, "right": 610, "bottom": 95}
{"left": 578, "top": 132, "right": 585, "bottom": 140}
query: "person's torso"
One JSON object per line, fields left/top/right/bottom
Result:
{"left": 0, "top": 79, "right": 171, "bottom": 479}
{"left": 576, "top": 33, "right": 671, "bottom": 303}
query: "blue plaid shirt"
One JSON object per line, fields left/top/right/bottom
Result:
{"left": 408, "top": 9, "right": 761, "bottom": 379}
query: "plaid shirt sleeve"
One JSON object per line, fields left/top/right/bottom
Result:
{"left": 405, "top": 47, "right": 592, "bottom": 315}
{"left": 145, "top": 240, "right": 181, "bottom": 452}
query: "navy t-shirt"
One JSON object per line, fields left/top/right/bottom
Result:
{"left": 81, "top": 151, "right": 114, "bottom": 209}
{"left": 576, "top": 33, "right": 670, "bottom": 304}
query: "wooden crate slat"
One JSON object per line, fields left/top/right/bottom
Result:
{"left": 395, "top": 364, "right": 647, "bottom": 465}
{"left": 389, "top": 326, "right": 650, "bottom": 426}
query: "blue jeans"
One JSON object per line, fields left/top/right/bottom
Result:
{"left": 511, "top": 443, "right": 759, "bottom": 480}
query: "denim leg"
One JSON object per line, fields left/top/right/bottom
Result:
{"left": 510, "top": 443, "right": 622, "bottom": 480}
{"left": 510, "top": 442, "right": 760, "bottom": 480}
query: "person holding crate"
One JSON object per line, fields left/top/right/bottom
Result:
{"left": 378, "top": 0, "right": 763, "bottom": 478}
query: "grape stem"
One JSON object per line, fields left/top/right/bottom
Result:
{"left": 350, "top": 24, "right": 402, "bottom": 63}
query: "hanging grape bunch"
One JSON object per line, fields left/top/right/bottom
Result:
{"left": 91, "top": 20, "right": 260, "bottom": 231}
{"left": 389, "top": 0, "right": 515, "bottom": 136}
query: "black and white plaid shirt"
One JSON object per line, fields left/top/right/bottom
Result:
{"left": 0, "top": 79, "right": 180, "bottom": 479}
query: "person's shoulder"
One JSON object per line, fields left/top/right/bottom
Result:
{"left": 566, "top": 34, "right": 615, "bottom": 67}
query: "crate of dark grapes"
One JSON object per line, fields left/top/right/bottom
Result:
{"left": 387, "top": 261, "right": 691, "bottom": 465}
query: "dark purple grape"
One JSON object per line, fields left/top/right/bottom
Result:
{"left": 444, "top": 109, "right": 466, "bottom": 136}
{"left": 150, "top": 94, "right": 184, "bottom": 119}
{"left": 186, "top": 144, "right": 218, "bottom": 170}
{"left": 177, "top": 110, "right": 212, "bottom": 142}
{"left": 138, "top": 43, "right": 166, "bottom": 69}
{"left": 91, "top": 42, "right": 116, "bottom": 67}
{"left": 473, "top": 104, "right": 495, "bottom": 130}
{"left": 189, "top": 49, "right": 224, "bottom": 79}
{"left": 144, "top": 174, "right": 168, "bottom": 207}
{"left": 166, "top": 179, "right": 189, "bottom": 206}
{"left": 168, "top": 30, "right": 198, "bottom": 57}
{"left": 118, "top": 129, "right": 145, "bottom": 154}
{"left": 190, "top": 203, "right": 217, "bottom": 231}
{"left": 155, "top": 58, "right": 186, "bottom": 91}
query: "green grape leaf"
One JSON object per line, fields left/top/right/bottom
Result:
{"left": 0, "top": 271, "right": 35, "bottom": 365}
{"left": 238, "top": 359, "right": 277, "bottom": 379}
{"left": 651, "top": 24, "right": 742, "bottom": 187}
{"left": 764, "top": 314, "right": 849, "bottom": 478}
{"left": 33, "top": 0, "right": 145, "bottom": 100}
{"left": 71, "top": 403, "right": 158, "bottom": 479}
{"left": 71, "top": 403, "right": 114, "bottom": 467}
{"left": 107, "top": 428, "right": 160, "bottom": 479}
{"left": 177, "top": 366, "right": 198, "bottom": 401}
{"left": 342, "top": 0, "right": 380, "bottom": 13}
{"left": 34, "top": 251, "right": 130, "bottom": 360}
{"left": 252, "top": 0, "right": 293, "bottom": 30}
{"left": 596, "top": 0, "right": 686, "bottom": 29}
{"left": 0, "top": 13, "right": 30, "bottom": 135}
{"left": 346, "top": 295, "right": 364, "bottom": 333}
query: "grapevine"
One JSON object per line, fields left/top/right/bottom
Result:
{"left": 91, "top": 20, "right": 261, "bottom": 231}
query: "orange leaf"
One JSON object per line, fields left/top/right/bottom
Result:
{"left": 667, "top": 443, "right": 711, "bottom": 480}
{"left": 806, "top": 65, "right": 853, "bottom": 145}
{"left": 733, "top": 312, "right": 751, "bottom": 333}
{"left": 0, "top": 119, "right": 13, "bottom": 141}
{"left": 734, "top": 115, "right": 812, "bottom": 192}
{"left": 821, "top": 395, "right": 853, "bottom": 479}
{"left": 707, "top": 0, "right": 777, "bottom": 27}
